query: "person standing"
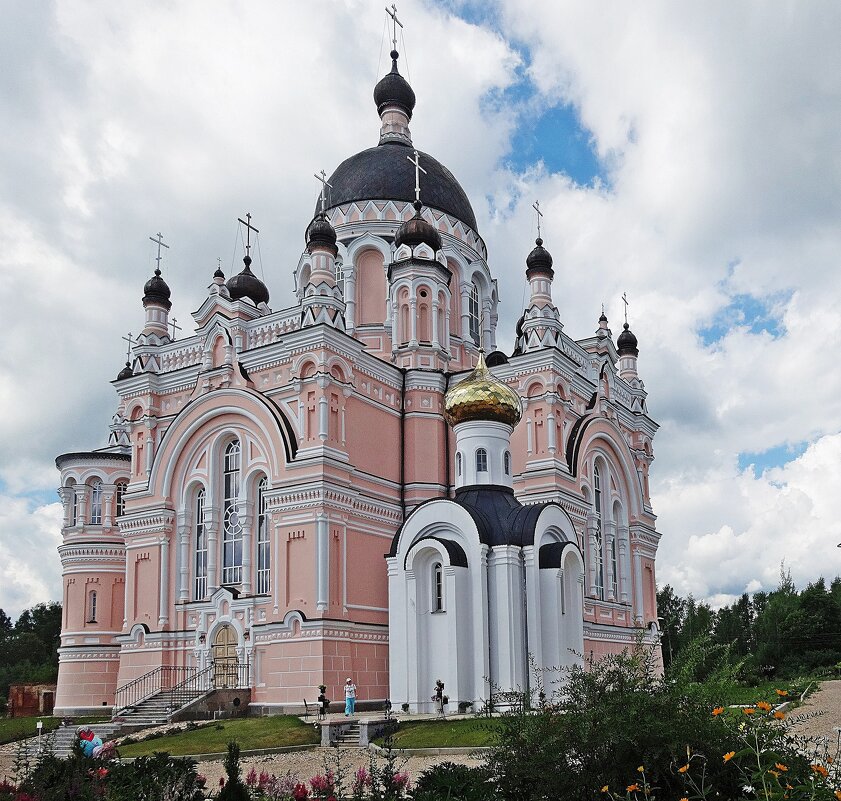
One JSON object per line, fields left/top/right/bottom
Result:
{"left": 344, "top": 677, "right": 357, "bottom": 716}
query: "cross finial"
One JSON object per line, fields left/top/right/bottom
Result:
{"left": 169, "top": 318, "right": 182, "bottom": 340}
{"left": 386, "top": 4, "right": 403, "bottom": 51}
{"left": 217, "top": 257, "right": 222, "bottom": 271}
{"left": 122, "top": 332, "right": 135, "bottom": 363}
{"left": 622, "top": 291, "right": 629, "bottom": 325}
{"left": 532, "top": 200, "right": 543, "bottom": 240}
{"left": 314, "top": 170, "right": 333, "bottom": 214}
{"left": 406, "top": 149, "right": 427, "bottom": 204}
{"left": 237, "top": 213, "right": 260, "bottom": 257}
{"left": 149, "top": 232, "right": 169, "bottom": 272}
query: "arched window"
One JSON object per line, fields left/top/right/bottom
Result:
{"left": 433, "top": 562, "right": 444, "bottom": 612}
{"left": 476, "top": 448, "right": 488, "bottom": 473}
{"left": 468, "top": 282, "right": 480, "bottom": 345}
{"left": 456, "top": 452, "right": 462, "bottom": 477}
{"left": 222, "top": 440, "right": 243, "bottom": 585}
{"left": 194, "top": 489, "right": 207, "bottom": 600}
{"left": 335, "top": 257, "right": 344, "bottom": 295}
{"left": 593, "top": 465, "right": 604, "bottom": 598}
{"left": 89, "top": 481, "right": 102, "bottom": 525}
{"left": 87, "top": 590, "right": 97, "bottom": 623}
{"left": 115, "top": 481, "right": 127, "bottom": 518}
{"left": 256, "top": 477, "right": 270, "bottom": 595}
{"left": 504, "top": 451, "right": 511, "bottom": 475}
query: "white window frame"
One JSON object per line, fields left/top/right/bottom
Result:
{"left": 195, "top": 489, "right": 208, "bottom": 600}
{"left": 256, "top": 477, "right": 270, "bottom": 595}
{"left": 476, "top": 448, "right": 488, "bottom": 473}
{"left": 89, "top": 481, "right": 103, "bottom": 525}
{"left": 222, "top": 440, "right": 243, "bottom": 585}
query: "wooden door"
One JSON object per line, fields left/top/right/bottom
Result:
{"left": 212, "top": 625, "right": 239, "bottom": 688}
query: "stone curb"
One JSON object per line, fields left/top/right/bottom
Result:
{"left": 368, "top": 743, "right": 488, "bottom": 756}
{"left": 122, "top": 743, "right": 318, "bottom": 763}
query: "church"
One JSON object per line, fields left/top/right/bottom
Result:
{"left": 53, "top": 29, "right": 661, "bottom": 716}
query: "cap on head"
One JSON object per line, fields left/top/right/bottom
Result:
{"left": 346, "top": 677, "right": 352, "bottom": 682}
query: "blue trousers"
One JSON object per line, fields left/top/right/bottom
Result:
{"left": 345, "top": 696, "right": 355, "bottom": 715}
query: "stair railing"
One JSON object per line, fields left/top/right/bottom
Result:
{"left": 113, "top": 666, "right": 202, "bottom": 715}
{"left": 165, "top": 664, "right": 214, "bottom": 718}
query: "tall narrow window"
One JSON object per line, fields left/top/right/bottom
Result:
{"left": 87, "top": 590, "right": 97, "bottom": 623}
{"left": 195, "top": 489, "right": 207, "bottom": 600}
{"left": 256, "top": 477, "right": 270, "bottom": 595}
{"left": 222, "top": 441, "right": 243, "bottom": 585}
{"left": 468, "top": 283, "right": 480, "bottom": 345}
{"left": 114, "top": 481, "right": 127, "bottom": 518}
{"left": 594, "top": 465, "right": 604, "bottom": 598}
{"left": 610, "top": 537, "right": 618, "bottom": 598}
{"left": 456, "top": 452, "right": 462, "bottom": 476}
{"left": 504, "top": 451, "right": 511, "bottom": 475}
{"left": 476, "top": 448, "right": 488, "bottom": 473}
{"left": 335, "top": 257, "right": 345, "bottom": 295}
{"left": 89, "top": 481, "right": 102, "bottom": 525}
{"left": 433, "top": 563, "right": 444, "bottom": 612}
{"left": 70, "top": 486, "right": 78, "bottom": 527}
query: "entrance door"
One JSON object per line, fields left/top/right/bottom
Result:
{"left": 213, "top": 625, "right": 239, "bottom": 688}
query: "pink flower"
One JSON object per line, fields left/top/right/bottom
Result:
{"left": 352, "top": 766, "right": 372, "bottom": 791}
{"left": 293, "top": 783, "right": 310, "bottom": 800}
{"left": 391, "top": 771, "right": 410, "bottom": 790}
{"left": 219, "top": 777, "right": 226, "bottom": 787}
{"left": 246, "top": 767, "right": 258, "bottom": 786}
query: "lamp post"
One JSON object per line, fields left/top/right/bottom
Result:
{"left": 36, "top": 719, "right": 43, "bottom": 753}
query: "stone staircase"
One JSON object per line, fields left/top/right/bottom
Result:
{"left": 20, "top": 721, "right": 124, "bottom": 760}
{"left": 115, "top": 686, "right": 209, "bottom": 731}
{"left": 334, "top": 721, "right": 361, "bottom": 747}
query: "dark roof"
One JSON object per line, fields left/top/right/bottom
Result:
{"left": 525, "top": 237, "right": 554, "bottom": 278}
{"left": 453, "top": 484, "right": 550, "bottom": 547}
{"left": 373, "top": 50, "right": 416, "bottom": 119}
{"left": 617, "top": 322, "right": 639, "bottom": 356}
{"left": 320, "top": 142, "right": 477, "bottom": 232}
{"left": 56, "top": 451, "right": 131, "bottom": 469}
{"left": 306, "top": 212, "right": 338, "bottom": 255}
{"left": 395, "top": 201, "right": 442, "bottom": 253}
{"left": 143, "top": 269, "right": 171, "bottom": 309}
{"left": 402, "top": 536, "right": 468, "bottom": 569}
{"left": 226, "top": 256, "right": 269, "bottom": 306}
{"left": 116, "top": 362, "right": 134, "bottom": 381}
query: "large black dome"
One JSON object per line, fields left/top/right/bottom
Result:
{"left": 318, "top": 142, "right": 478, "bottom": 232}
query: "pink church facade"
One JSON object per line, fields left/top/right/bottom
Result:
{"left": 53, "top": 47, "right": 661, "bottom": 716}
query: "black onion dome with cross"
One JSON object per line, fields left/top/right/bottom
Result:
{"left": 617, "top": 292, "right": 639, "bottom": 356}
{"left": 315, "top": 5, "right": 478, "bottom": 233}
{"left": 143, "top": 232, "right": 172, "bottom": 310}
{"left": 525, "top": 200, "right": 553, "bottom": 278}
{"left": 306, "top": 170, "right": 338, "bottom": 255}
{"left": 395, "top": 149, "right": 442, "bottom": 254}
{"left": 226, "top": 213, "right": 270, "bottom": 306}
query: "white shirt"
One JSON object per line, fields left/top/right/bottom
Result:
{"left": 345, "top": 682, "right": 356, "bottom": 699}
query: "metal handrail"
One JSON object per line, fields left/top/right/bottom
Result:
{"left": 113, "top": 666, "right": 164, "bottom": 713}
{"left": 166, "top": 664, "right": 214, "bottom": 716}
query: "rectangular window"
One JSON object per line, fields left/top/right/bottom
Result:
{"left": 88, "top": 590, "right": 97, "bottom": 623}
{"left": 222, "top": 441, "right": 243, "bottom": 585}
{"left": 89, "top": 482, "right": 102, "bottom": 525}
{"left": 256, "top": 479, "right": 270, "bottom": 594}
{"left": 468, "top": 283, "right": 480, "bottom": 345}
{"left": 195, "top": 490, "right": 208, "bottom": 600}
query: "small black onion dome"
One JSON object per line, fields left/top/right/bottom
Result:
{"left": 525, "top": 238, "right": 553, "bottom": 277}
{"left": 306, "top": 212, "right": 338, "bottom": 255}
{"left": 395, "top": 201, "right": 442, "bottom": 253}
{"left": 599, "top": 311, "right": 608, "bottom": 323}
{"left": 142, "top": 268, "right": 172, "bottom": 309}
{"left": 213, "top": 265, "right": 225, "bottom": 279}
{"left": 374, "top": 50, "right": 416, "bottom": 119}
{"left": 226, "top": 255, "right": 270, "bottom": 305}
{"left": 617, "top": 322, "right": 639, "bottom": 356}
{"left": 116, "top": 361, "right": 133, "bottom": 381}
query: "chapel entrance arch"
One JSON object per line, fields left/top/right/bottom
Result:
{"left": 212, "top": 624, "right": 239, "bottom": 688}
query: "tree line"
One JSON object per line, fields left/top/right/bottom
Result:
{"left": 657, "top": 567, "right": 841, "bottom": 678}
{"left": 0, "top": 602, "right": 62, "bottom": 713}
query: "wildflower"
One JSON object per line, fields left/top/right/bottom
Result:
{"left": 712, "top": 706, "right": 725, "bottom": 716}
{"left": 246, "top": 767, "right": 258, "bottom": 786}
{"left": 757, "top": 701, "right": 772, "bottom": 711}
{"left": 96, "top": 768, "right": 108, "bottom": 779}
{"left": 627, "top": 783, "right": 640, "bottom": 792}
{"left": 601, "top": 786, "right": 609, "bottom": 793}
{"left": 678, "top": 764, "right": 690, "bottom": 774}
{"left": 774, "top": 710, "right": 786, "bottom": 720}
{"left": 775, "top": 763, "right": 788, "bottom": 772}
{"left": 811, "top": 764, "right": 829, "bottom": 778}
{"left": 723, "top": 751, "right": 736, "bottom": 763}
{"left": 637, "top": 765, "right": 645, "bottom": 773}
{"left": 776, "top": 689, "right": 789, "bottom": 697}
{"left": 680, "top": 798, "right": 688, "bottom": 801}
{"left": 293, "top": 784, "right": 310, "bottom": 801}
{"left": 768, "top": 769, "right": 780, "bottom": 778}
{"left": 743, "top": 707, "right": 755, "bottom": 715}
{"left": 834, "top": 791, "right": 841, "bottom": 800}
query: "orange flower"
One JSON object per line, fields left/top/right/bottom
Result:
{"left": 723, "top": 751, "right": 736, "bottom": 763}
{"left": 678, "top": 764, "right": 689, "bottom": 774}
{"left": 774, "top": 763, "right": 788, "bottom": 772}
{"left": 757, "top": 701, "right": 772, "bottom": 711}
{"left": 775, "top": 689, "right": 789, "bottom": 697}
{"left": 768, "top": 769, "right": 780, "bottom": 778}
{"left": 680, "top": 798, "right": 688, "bottom": 801}
{"left": 812, "top": 764, "right": 829, "bottom": 777}
{"left": 712, "top": 706, "right": 725, "bottom": 716}
{"left": 627, "top": 783, "right": 640, "bottom": 792}
{"left": 743, "top": 707, "right": 755, "bottom": 715}
{"left": 774, "top": 710, "right": 786, "bottom": 720}
{"left": 833, "top": 790, "right": 841, "bottom": 800}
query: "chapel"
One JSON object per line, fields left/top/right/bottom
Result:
{"left": 53, "top": 29, "right": 661, "bottom": 716}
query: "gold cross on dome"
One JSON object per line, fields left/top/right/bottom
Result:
{"left": 406, "top": 149, "right": 427, "bottom": 203}
{"left": 386, "top": 4, "right": 403, "bottom": 51}
{"left": 237, "top": 212, "right": 260, "bottom": 257}
{"left": 149, "top": 232, "right": 169, "bottom": 270}
{"left": 314, "top": 170, "right": 333, "bottom": 213}
{"left": 532, "top": 200, "right": 543, "bottom": 239}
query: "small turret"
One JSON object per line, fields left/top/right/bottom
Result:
{"left": 142, "top": 268, "right": 171, "bottom": 340}
{"left": 374, "top": 50, "right": 415, "bottom": 144}
{"left": 617, "top": 322, "right": 640, "bottom": 381}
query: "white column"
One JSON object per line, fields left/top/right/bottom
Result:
{"left": 405, "top": 569, "right": 419, "bottom": 710}
{"left": 618, "top": 525, "right": 630, "bottom": 604}
{"left": 547, "top": 411, "right": 557, "bottom": 454}
{"left": 318, "top": 395, "right": 328, "bottom": 441}
{"left": 178, "top": 517, "right": 190, "bottom": 601}
{"left": 526, "top": 418, "right": 533, "bottom": 455}
{"left": 431, "top": 301, "right": 440, "bottom": 348}
{"left": 102, "top": 486, "right": 115, "bottom": 528}
{"left": 473, "top": 546, "right": 491, "bottom": 708}
{"left": 206, "top": 507, "right": 219, "bottom": 594}
{"left": 460, "top": 283, "right": 470, "bottom": 341}
{"left": 241, "top": 509, "right": 252, "bottom": 595}
{"left": 633, "top": 550, "right": 644, "bottom": 626}
{"left": 316, "top": 514, "right": 329, "bottom": 611}
{"left": 158, "top": 535, "right": 170, "bottom": 627}
{"left": 409, "top": 298, "right": 418, "bottom": 345}
{"left": 345, "top": 274, "right": 356, "bottom": 333}
{"left": 523, "top": 547, "right": 541, "bottom": 675}
{"left": 605, "top": 520, "right": 617, "bottom": 602}
{"left": 586, "top": 512, "right": 599, "bottom": 597}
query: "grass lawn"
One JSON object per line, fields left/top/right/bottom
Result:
{"left": 712, "top": 677, "right": 817, "bottom": 707}
{"left": 375, "top": 717, "right": 502, "bottom": 749}
{"left": 119, "top": 716, "right": 319, "bottom": 757}
{"left": 0, "top": 716, "right": 108, "bottom": 745}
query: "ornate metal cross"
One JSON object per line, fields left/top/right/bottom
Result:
{"left": 237, "top": 213, "right": 259, "bottom": 257}
{"left": 406, "top": 149, "right": 427, "bottom": 203}
{"left": 314, "top": 170, "right": 333, "bottom": 214}
{"left": 386, "top": 4, "right": 403, "bottom": 51}
{"left": 149, "top": 232, "right": 169, "bottom": 270}
{"left": 169, "top": 318, "right": 182, "bottom": 340}
{"left": 622, "top": 291, "right": 629, "bottom": 325}
{"left": 532, "top": 200, "right": 543, "bottom": 239}
{"left": 122, "top": 332, "right": 134, "bottom": 363}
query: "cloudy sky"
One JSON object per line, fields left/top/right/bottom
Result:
{"left": 2, "top": 0, "right": 840, "bottom": 618}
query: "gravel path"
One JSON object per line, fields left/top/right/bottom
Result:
{"left": 788, "top": 679, "right": 841, "bottom": 752}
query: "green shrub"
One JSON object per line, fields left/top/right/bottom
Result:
{"left": 218, "top": 741, "right": 250, "bottom": 801}
{"left": 410, "top": 761, "right": 490, "bottom": 801}
{"left": 107, "top": 752, "right": 206, "bottom": 801}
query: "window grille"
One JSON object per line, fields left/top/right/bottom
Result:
{"left": 222, "top": 440, "right": 243, "bottom": 585}
{"left": 256, "top": 477, "right": 270, "bottom": 594}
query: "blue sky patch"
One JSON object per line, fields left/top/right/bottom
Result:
{"left": 699, "top": 291, "right": 792, "bottom": 347}
{"left": 738, "top": 441, "right": 808, "bottom": 478}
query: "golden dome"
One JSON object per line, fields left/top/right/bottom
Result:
{"left": 444, "top": 352, "right": 522, "bottom": 428}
